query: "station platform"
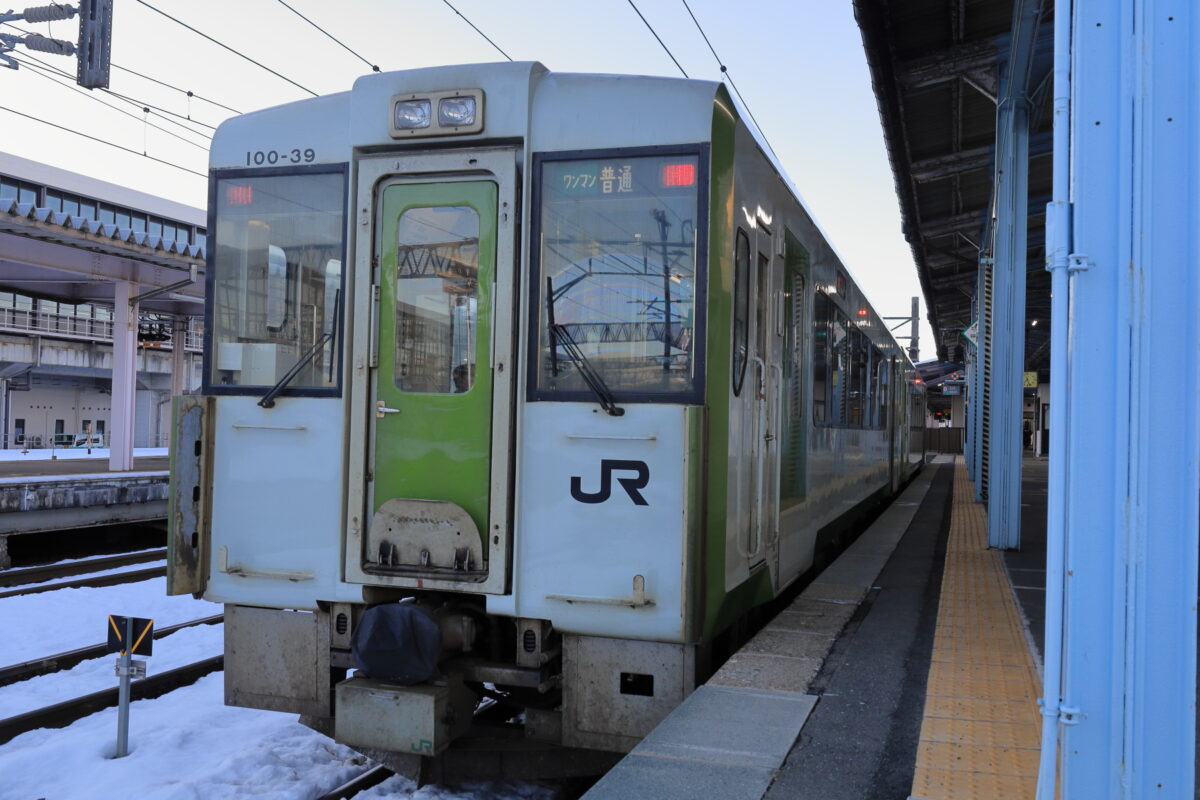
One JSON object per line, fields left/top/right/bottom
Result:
{"left": 0, "top": 449, "right": 171, "bottom": 567}
{"left": 583, "top": 453, "right": 1049, "bottom": 800}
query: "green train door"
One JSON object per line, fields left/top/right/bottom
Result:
{"left": 369, "top": 180, "right": 498, "bottom": 581}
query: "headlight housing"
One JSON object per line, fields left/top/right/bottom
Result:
{"left": 390, "top": 89, "right": 484, "bottom": 138}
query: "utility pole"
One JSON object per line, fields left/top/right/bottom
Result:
{"left": 0, "top": 1, "right": 112, "bottom": 88}
{"left": 884, "top": 296, "right": 922, "bottom": 363}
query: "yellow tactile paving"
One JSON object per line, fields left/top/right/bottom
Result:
{"left": 911, "top": 457, "right": 1043, "bottom": 800}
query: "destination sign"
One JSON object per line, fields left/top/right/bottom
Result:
{"left": 546, "top": 156, "right": 698, "bottom": 199}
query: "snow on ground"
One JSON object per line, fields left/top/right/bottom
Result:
{"left": 0, "top": 574, "right": 554, "bottom": 799}
{"left": 0, "top": 576, "right": 220, "bottom": 664}
{"left": 0, "top": 446, "right": 168, "bottom": 461}
{"left": 0, "top": 672, "right": 556, "bottom": 800}
{"left": 3, "top": 559, "right": 167, "bottom": 594}
{"left": 0, "top": 621, "right": 223, "bottom": 718}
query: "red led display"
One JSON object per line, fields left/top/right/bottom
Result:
{"left": 661, "top": 163, "right": 696, "bottom": 187}
{"left": 226, "top": 185, "right": 253, "bottom": 206}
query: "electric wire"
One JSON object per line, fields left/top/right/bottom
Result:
{"left": 272, "top": 0, "right": 380, "bottom": 73}
{"left": 1, "top": 19, "right": 241, "bottom": 115}
{"left": 112, "top": 63, "right": 241, "bottom": 114}
{"left": 0, "top": 103, "right": 207, "bottom": 178}
{"left": 625, "top": 0, "right": 688, "bottom": 78}
{"left": 11, "top": 54, "right": 210, "bottom": 151}
{"left": 133, "top": 0, "right": 318, "bottom": 97}
{"left": 679, "top": 0, "right": 780, "bottom": 166}
{"left": 11, "top": 46, "right": 217, "bottom": 135}
{"left": 440, "top": 0, "right": 512, "bottom": 61}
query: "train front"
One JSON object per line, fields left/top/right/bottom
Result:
{"left": 167, "top": 62, "right": 722, "bottom": 776}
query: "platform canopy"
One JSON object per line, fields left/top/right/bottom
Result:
{"left": 855, "top": 0, "right": 1052, "bottom": 371}
{"left": 0, "top": 199, "right": 204, "bottom": 316}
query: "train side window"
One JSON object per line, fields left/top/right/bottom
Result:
{"left": 732, "top": 228, "right": 750, "bottom": 396}
{"left": 872, "top": 347, "right": 885, "bottom": 428}
{"left": 847, "top": 330, "right": 867, "bottom": 427}
{"left": 812, "top": 289, "right": 830, "bottom": 423}
{"left": 394, "top": 206, "right": 480, "bottom": 394}
{"left": 829, "top": 308, "right": 850, "bottom": 425}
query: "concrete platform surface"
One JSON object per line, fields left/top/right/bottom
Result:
{"left": 583, "top": 464, "right": 942, "bottom": 800}
{"left": 0, "top": 455, "right": 169, "bottom": 477}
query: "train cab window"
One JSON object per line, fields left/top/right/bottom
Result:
{"left": 532, "top": 149, "right": 707, "bottom": 403}
{"left": 393, "top": 206, "right": 479, "bottom": 394}
{"left": 207, "top": 168, "right": 346, "bottom": 393}
{"left": 732, "top": 229, "right": 750, "bottom": 395}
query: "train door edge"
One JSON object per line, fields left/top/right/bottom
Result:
{"left": 343, "top": 148, "right": 518, "bottom": 595}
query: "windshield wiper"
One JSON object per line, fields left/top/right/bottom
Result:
{"left": 550, "top": 323, "right": 624, "bottom": 417}
{"left": 258, "top": 289, "right": 340, "bottom": 409}
{"left": 545, "top": 276, "right": 623, "bottom": 417}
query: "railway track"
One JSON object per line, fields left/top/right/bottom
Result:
{"left": 0, "top": 548, "right": 167, "bottom": 589}
{"left": 0, "top": 565, "right": 166, "bottom": 599}
{"left": 314, "top": 765, "right": 394, "bottom": 800}
{"left": 0, "top": 654, "right": 224, "bottom": 745}
{"left": 0, "top": 613, "right": 223, "bottom": 687}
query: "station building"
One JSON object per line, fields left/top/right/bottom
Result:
{"left": 0, "top": 151, "right": 204, "bottom": 452}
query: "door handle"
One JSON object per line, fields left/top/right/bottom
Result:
{"left": 376, "top": 401, "right": 400, "bottom": 418}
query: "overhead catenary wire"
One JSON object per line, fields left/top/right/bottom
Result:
{"left": 440, "top": 0, "right": 512, "bottom": 61}
{"left": 0, "top": 103, "right": 206, "bottom": 178}
{"left": 133, "top": 0, "right": 318, "bottom": 97}
{"left": 679, "top": 0, "right": 781, "bottom": 167}
{"left": 272, "top": 0, "right": 380, "bottom": 73}
{"left": 626, "top": 0, "right": 688, "bottom": 78}
{"left": 10, "top": 45, "right": 218, "bottom": 135}
{"left": 112, "top": 63, "right": 241, "bottom": 115}
{"left": 1, "top": 19, "right": 242, "bottom": 116}
{"left": 12, "top": 54, "right": 210, "bottom": 151}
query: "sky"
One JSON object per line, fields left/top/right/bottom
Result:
{"left": 0, "top": 0, "right": 934, "bottom": 355}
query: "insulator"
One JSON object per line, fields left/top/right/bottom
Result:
{"left": 22, "top": 4, "right": 76, "bottom": 23}
{"left": 22, "top": 33, "right": 74, "bottom": 56}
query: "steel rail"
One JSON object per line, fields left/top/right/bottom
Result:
{"left": 0, "top": 549, "right": 167, "bottom": 588}
{"left": 0, "top": 566, "right": 166, "bottom": 599}
{"left": 312, "top": 765, "right": 394, "bottom": 800}
{"left": 0, "top": 655, "right": 223, "bottom": 745}
{"left": 0, "top": 614, "right": 223, "bottom": 687}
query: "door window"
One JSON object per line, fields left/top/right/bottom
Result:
{"left": 393, "top": 206, "right": 480, "bottom": 394}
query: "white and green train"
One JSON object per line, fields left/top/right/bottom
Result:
{"left": 168, "top": 61, "right": 924, "bottom": 779}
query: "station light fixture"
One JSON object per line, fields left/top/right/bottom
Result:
{"left": 389, "top": 89, "right": 484, "bottom": 138}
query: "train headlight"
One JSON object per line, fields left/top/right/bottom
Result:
{"left": 390, "top": 89, "right": 484, "bottom": 138}
{"left": 394, "top": 99, "right": 432, "bottom": 129}
{"left": 438, "top": 96, "right": 476, "bottom": 128}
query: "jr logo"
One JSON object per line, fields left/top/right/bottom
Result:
{"left": 570, "top": 459, "right": 650, "bottom": 506}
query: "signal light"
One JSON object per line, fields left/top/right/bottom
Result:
{"left": 227, "top": 185, "right": 253, "bottom": 206}
{"left": 857, "top": 308, "right": 869, "bottom": 317}
{"left": 661, "top": 163, "right": 696, "bottom": 187}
